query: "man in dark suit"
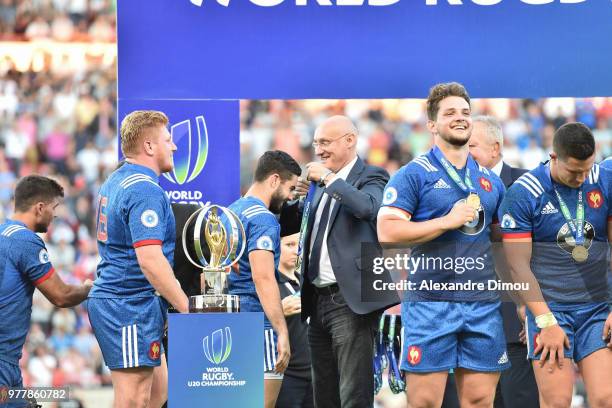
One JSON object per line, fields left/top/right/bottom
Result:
{"left": 288, "top": 115, "right": 398, "bottom": 408}
{"left": 469, "top": 115, "right": 538, "bottom": 408}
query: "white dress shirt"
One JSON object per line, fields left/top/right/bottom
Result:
{"left": 309, "top": 156, "right": 358, "bottom": 287}
{"left": 491, "top": 159, "right": 504, "bottom": 177}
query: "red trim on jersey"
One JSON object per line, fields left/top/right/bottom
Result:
{"left": 502, "top": 232, "right": 532, "bottom": 239}
{"left": 133, "top": 239, "right": 163, "bottom": 248}
{"left": 34, "top": 267, "right": 55, "bottom": 285}
{"left": 385, "top": 206, "right": 412, "bottom": 218}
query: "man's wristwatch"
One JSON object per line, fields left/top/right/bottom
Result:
{"left": 319, "top": 170, "right": 334, "bottom": 187}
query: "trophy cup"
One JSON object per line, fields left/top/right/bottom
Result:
{"left": 182, "top": 204, "right": 246, "bottom": 313}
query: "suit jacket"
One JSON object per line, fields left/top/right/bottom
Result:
{"left": 283, "top": 158, "right": 399, "bottom": 319}
{"left": 498, "top": 162, "right": 527, "bottom": 344}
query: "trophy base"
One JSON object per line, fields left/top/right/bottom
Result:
{"left": 189, "top": 294, "right": 240, "bottom": 313}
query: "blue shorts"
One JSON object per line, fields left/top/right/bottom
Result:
{"left": 400, "top": 301, "right": 510, "bottom": 373}
{"left": 264, "top": 328, "right": 283, "bottom": 379}
{"left": 87, "top": 296, "right": 167, "bottom": 370}
{"left": 240, "top": 295, "right": 272, "bottom": 330}
{"left": 526, "top": 302, "right": 610, "bottom": 362}
{"left": 0, "top": 359, "right": 26, "bottom": 407}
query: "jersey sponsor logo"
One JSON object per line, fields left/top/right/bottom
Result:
{"left": 162, "top": 115, "right": 208, "bottom": 186}
{"left": 433, "top": 179, "right": 451, "bottom": 189}
{"left": 454, "top": 199, "right": 485, "bottom": 235}
{"left": 479, "top": 177, "right": 492, "bottom": 192}
{"left": 39, "top": 249, "right": 50, "bottom": 264}
{"left": 256, "top": 236, "right": 273, "bottom": 250}
{"left": 149, "top": 341, "right": 161, "bottom": 360}
{"left": 141, "top": 210, "right": 160, "bottom": 228}
{"left": 203, "top": 327, "right": 232, "bottom": 365}
{"left": 407, "top": 345, "right": 422, "bottom": 366}
{"left": 501, "top": 214, "right": 516, "bottom": 229}
{"left": 556, "top": 220, "right": 594, "bottom": 255}
{"left": 541, "top": 201, "right": 558, "bottom": 215}
{"left": 498, "top": 351, "right": 508, "bottom": 364}
{"left": 587, "top": 190, "right": 603, "bottom": 209}
{"left": 382, "top": 187, "right": 398, "bottom": 205}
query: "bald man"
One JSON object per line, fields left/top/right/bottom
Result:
{"left": 288, "top": 116, "right": 398, "bottom": 407}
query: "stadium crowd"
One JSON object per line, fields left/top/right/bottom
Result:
{"left": 0, "top": 0, "right": 116, "bottom": 42}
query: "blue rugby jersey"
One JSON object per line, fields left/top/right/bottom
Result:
{"left": 380, "top": 148, "right": 505, "bottom": 301}
{"left": 0, "top": 220, "right": 54, "bottom": 364}
{"left": 227, "top": 196, "right": 280, "bottom": 301}
{"left": 499, "top": 162, "right": 612, "bottom": 309}
{"left": 90, "top": 162, "right": 175, "bottom": 298}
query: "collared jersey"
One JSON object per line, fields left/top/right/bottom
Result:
{"left": 499, "top": 162, "right": 612, "bottom": 309}
{"left": 90, "top": 162, "right": 175, "bottom": 298}
{"left": 0, "top": 220, "right": 54, "bottom": 364}
{"left": 381, "top": 149, "right": 505, "bottom": 301}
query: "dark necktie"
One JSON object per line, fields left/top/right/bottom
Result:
{"left": 307, "top": 196, "right": 332, "bottom": 282}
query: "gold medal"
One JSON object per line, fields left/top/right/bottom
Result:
{"left": 466, "top": 193, "right": 481, "bottom": 210}
{"left": 571, "top": 245, "right": 588, "bottom": 262}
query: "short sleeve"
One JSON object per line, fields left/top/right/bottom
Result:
{"left": 247, "top": 215, "right": 280, "bottom": 254}
{"left": 18, "top": 234, "right": 54, "bottom": 285}
{"left": 380, "top": 165, "right": 421, "bottom": 216}
{"left": 492, "top": 175, "right": 506, "bottom": 224}
{"left": 498, "top": 183, "right": 534, "bottom": 239}
{"left": 127, "top": 193, "right": 168, "bottom": 248}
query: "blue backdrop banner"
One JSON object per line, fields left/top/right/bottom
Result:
{"left": 118, "top": 1, "right": 612, "bottom": 99}
{"left": 168, "top": 313, "right": 264, "bottom": 407}
{"left": 118, "top": 99, "right": 240, "bottom": 206}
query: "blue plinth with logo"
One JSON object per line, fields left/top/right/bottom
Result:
{"left": 168, "top": 313, "right": 264, "bottom": 407}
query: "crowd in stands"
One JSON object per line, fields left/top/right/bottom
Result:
{"left": 1, "top": 60, "right": 611, "bottom": 396}
{"left": 0, "top": 0, "right": 116, "bottom": 42}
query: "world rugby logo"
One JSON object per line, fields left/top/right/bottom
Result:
{"left": 162, "top": 115, "right": 209, "bottom": 186}
{"left": 203, "top": 327, "right": 232, "bottom": 365}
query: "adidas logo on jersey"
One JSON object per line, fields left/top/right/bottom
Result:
{"left": 498, "top": 352, "right": 508, "bottom": 365}
{"left": 541, "top": 202, "right": 558, "bottom": 215}
{"left": 433, "top": 179, "right": 451, "bottom": 189}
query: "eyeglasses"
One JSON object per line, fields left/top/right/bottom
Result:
{"left": 311, "top": 132, "right": 352, "bottom": 149}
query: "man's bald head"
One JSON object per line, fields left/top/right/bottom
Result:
{"left": 313, "top": 115, "right": 358, "bottom": 172}
{"left": 315, "top": 115, "right": 359, "bottom": 139}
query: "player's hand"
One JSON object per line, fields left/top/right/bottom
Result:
{"left": 274, "top": 332, "right": 291, "bottom": 374}
{"left": 535, "top": 324, "right": 570, "bottom": 372}
{"left": 443, "top": 202, "right": 477, "bottom": 230}
{"left": 306, "top": 162, "right": 333, "bottom": 184}
{"left": 294, "top": 177, "right": 310, "bottom": 198}
{"left": 516, "top": 305, "right": 527, "bottom": 344}
{"left": 83, "top": 279, "right": 93, "bottom": 289}
{"left": 603, "top": 311, "right": 612, "bottom": 349}
{"left": 281, "top": 295, "right": 301, "bottom": 317}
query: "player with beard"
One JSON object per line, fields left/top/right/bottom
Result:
{"left": 227, "top": 150, "right": 300, "bottom": 408}
{"left": 378, "top": 82, "right": 509, "bottom": 408}
{"left": 0, "top": 176, "right": 91, "bottom": 408}
{"left": 500, "top": 123, "right": 612, "bottom": 408}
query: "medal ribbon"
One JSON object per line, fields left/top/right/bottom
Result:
{"left": 431, "top": 146, "right": 476, "bottom": 195}
{"left": 553, "top": 187, "right": 585, "bottom": 247}
{"left": 296, "top": 182, "right": 317, "bottom": 275}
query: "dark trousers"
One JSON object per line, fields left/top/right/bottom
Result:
{"left": 276, "top": 374, "right": 314, "bottom": 408}
{"left": 494, "top": 343, "right": 540, "bottom": 408}
{"left": 308, "top": 289, "right": 379, "bottom": 408}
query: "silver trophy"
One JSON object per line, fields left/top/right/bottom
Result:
{"left": 182, "top": 205, "right": 245, "bottom": 313}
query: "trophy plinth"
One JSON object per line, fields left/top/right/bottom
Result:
{"left": 182, "top": 205, "right": 246, "bottom": 314}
